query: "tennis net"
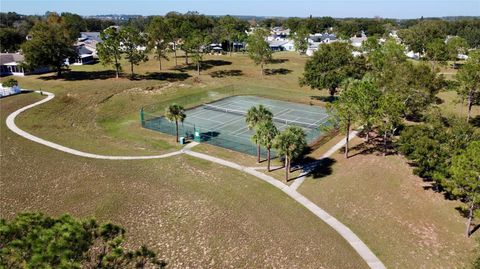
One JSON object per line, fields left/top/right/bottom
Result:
{"left": 203, "top": 104, "right": 318, "bottom": 129}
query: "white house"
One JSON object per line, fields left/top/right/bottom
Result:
{"left": 308, "top": 33, "right": 337, "bottom": 44}
{"left": 77, "top": 32, "right": 101, "bottom": 57}
{"left": 268, "top": 39, "right": 295, "bottom": 52}
{"left": 0, "top": 53, "right": 50, "bottom": 77}
{"left": 65, "top": 45, "right": 95, "bottom": 66}
{"left": 350, "top": 31, "right": 368, "bottom": 48}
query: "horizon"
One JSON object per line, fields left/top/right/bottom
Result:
{"left": 1, "top": 0, "right": 479, "bottom": 19}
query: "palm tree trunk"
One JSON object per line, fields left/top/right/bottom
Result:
{"left": 173, "top": 42, "right": 178, "bottom": 67}
{"left": 267, "top": 148, "right": 271, "bottom": 172}
{"left": 329, "top": 87, "right": 336, "bottom": 97}
{"left": 345, "top": 120, "right": 350, "bottom": 159}
{"left": 114, "top": 54, "right": 119, "bottom": 78}
{"left": 257, "top": 144, "right": 261, "bottom": 163}
{"left": 466, "top": 201, "right": 474, "bottom": 237}
{"left": 383, "top": 132, "right": 388, "bottom": 156}
{"left": 285, "top": 156, "right": 289, "bottom": 182}
{"left": 158, "top": 51, "right": 162, "bottom": 70}
{"left": 175, "top": 120, "right": 179, "bottom": 142}
{"left": 467, "top": 88, "right": 474, "bottom": 122}
{"left": 56, "top": 65, "right": 62, "bottom": 77}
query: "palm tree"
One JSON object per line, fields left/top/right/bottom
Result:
{"left": 165, "top": 104, "right": 186, "bottom": 143}
{"left": 246, "top": 105, "right": 273, "bottom": 162}
{"left": 253, "top": 120, "right": 278, "bottom": 172}
{"left": 273, "top": 126, "right": 307, "bottom": 182}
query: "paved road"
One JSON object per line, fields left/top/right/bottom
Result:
{"left": 5, "top": 90, "right": 386, "bottom": 269}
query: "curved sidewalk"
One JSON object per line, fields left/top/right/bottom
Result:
{"left": 4, "top": 90, "right": 386, "bottom": 269}
{"left": 5, "top": 91, "right": 183, "bottom": 160}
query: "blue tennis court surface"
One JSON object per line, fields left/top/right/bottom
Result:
{"left": 143, "top": 95, "right": 330, "bottom": 157}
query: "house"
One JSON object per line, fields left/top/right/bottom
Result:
{"left": 65, "top": 45, "right": 95, "bottom": 66}
{"left": 268, "top": 40, "right": 295, "bottom": 52}
{"left": 405, "top": 50, "right": 420, "bottom": 60}
{"left": 0, "top": 53, "right": 50, "bottom": 77}
{"left": 350, "top": 31, "right": 368, "bottom": 48}
{"left": 308, "top": 33, "right": 337, "bottom": 44}
{"left": 305, "top": 33, "right": 338, "bottom": 56}
{"left": 77, "top": 32, "right": 102, "bottom": 57}
{"left": 268, "top": 27, "right": 290, "bottom": 41}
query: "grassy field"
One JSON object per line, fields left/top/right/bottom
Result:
{"left": 298, "top": 137, "right": 477, "bottom": 269}
{"left": 0, "top": 93, "right": 369, "bottom": 268}
{"left": 1, "top": 51, "right": 479, "bottom": 267}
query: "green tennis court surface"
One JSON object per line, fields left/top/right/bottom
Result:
{"left": 142, "top": 96, "right": 330, "bottom": 157}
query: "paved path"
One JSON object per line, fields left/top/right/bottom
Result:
{"left": 290, "top": 130, "right": 359, "bottom": 190}
{"left": 5, "top": 91, "right": 386, "bottom": 269}
{"left": 184, "top": 149, "right": 385, "bottom": 269}
{"left": 6, "top": 91, "right": 183, "bottom": 160}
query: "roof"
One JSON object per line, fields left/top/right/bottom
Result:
{"left": 309, "top": 33, "right": 337, "bottom": 42}
{"left": 80, "top": 32, "right": 101, "bottom": 42}
{"left": 268, "top": 40, "right": 291, "bottom": 47}
{"left": 0, "top": 53, "right": 24, "bottom": 65}
{"left": 76, "top": 45, "right": 93, "bottom": 55}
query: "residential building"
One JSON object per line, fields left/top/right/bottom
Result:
{"left": 0, "top": 53, "right": 50, "bottom": 77}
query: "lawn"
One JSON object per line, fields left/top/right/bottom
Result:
{"left": 2, "top": 52, "right": 328, "bottom": 156}
{"left": 298, "top": 137, "right": 477, "bottom": 269}
{"left": 1, "top": 51, "right": 479, "bottom": 267}
{"left": 0, "top": 93, "right": 368, "bottom": 268}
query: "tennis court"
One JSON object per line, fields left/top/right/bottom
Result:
{"left": 142, "top": 95, "right": 330, "bottom": 157}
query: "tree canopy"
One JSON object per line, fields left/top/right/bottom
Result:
{"left": 301, "top": 42, "right": 365, "bottom": 96}
{"left": 0, "top": 212, "right": 166, "bottom": 268}
{"left": 247, "top": 28, "right": 272, "bottom": 76}
{"left": 21, "top": 14, "right": 76, "bottom": 76}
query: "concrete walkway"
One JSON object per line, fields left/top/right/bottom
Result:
{"left": 6, "top": 91, "right": 183, "bottom": 160}
{"left": 5, "top": 91, "right": 385, "bottom": 269}
{"left": 184, "top": 150, "right": 385, "bottom": 269}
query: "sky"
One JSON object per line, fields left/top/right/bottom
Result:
{"left": 1, "top": 0, "right": 479, "bottom": 19}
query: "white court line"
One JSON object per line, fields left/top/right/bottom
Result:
{"left": 312, "top": 114, "right": 330, "bottom": 125}
{"left": 210, "top": 115, "right": 244, "bottom": 130}
{"left": 188, "top": 115, "right": 223, "bottom": 124}
{"left": 275, "top": 108, "right": 291, "bottom": 117}
{"left": 233, "top": 126, "right": 251, "bottom": 136}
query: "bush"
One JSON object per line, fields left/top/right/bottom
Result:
{"left": 1, "top": 78, "right": 18, "bottom": 87}
{"left": 0, "top": 212, "right": 167, "bottom": 268}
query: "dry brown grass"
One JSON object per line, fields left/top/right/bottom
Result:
{"left": 298, "top": 137, "right": 477, "bottom": 269}
{"left": 1, "top": 93, "right": 368, "bottom": 268}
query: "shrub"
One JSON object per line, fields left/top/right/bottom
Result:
{"left": 1, "top": 78, "right": 18, "bottom": 87}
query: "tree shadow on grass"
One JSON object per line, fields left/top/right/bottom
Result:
{"left": 209, "top": 69, "right": 243, "bottom": 78}
{"left": 471, "top": 115, "right": 480, "bottom": 128}
{"left": 270, "top": 58, "right": 289, "bottom": 64}
{"left": 132, "top": 72, "right": 191, "bottom": 82}
{"left": 265, "top": 68, "right": 292, "bottom": 75}
{"left": 175, "top": 60, "right": 232, "bottom": 72}
{"left": 455, "top": 205, "right": 480, "bottom": 236}
{"left": 39, "top": 70, "right": 118, "bottom": 81}
{"left": 310, "top": 95, "right": 338, "bottom": 103}
{"left": 289, "top": 155, "right": 336, "bottom": 180}
{"left": 39, "top": 70, "right": 191, "bottom": 82}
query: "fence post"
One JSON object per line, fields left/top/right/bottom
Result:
{"left": 140, "top": 107, "right": 145, "bottom": 127}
